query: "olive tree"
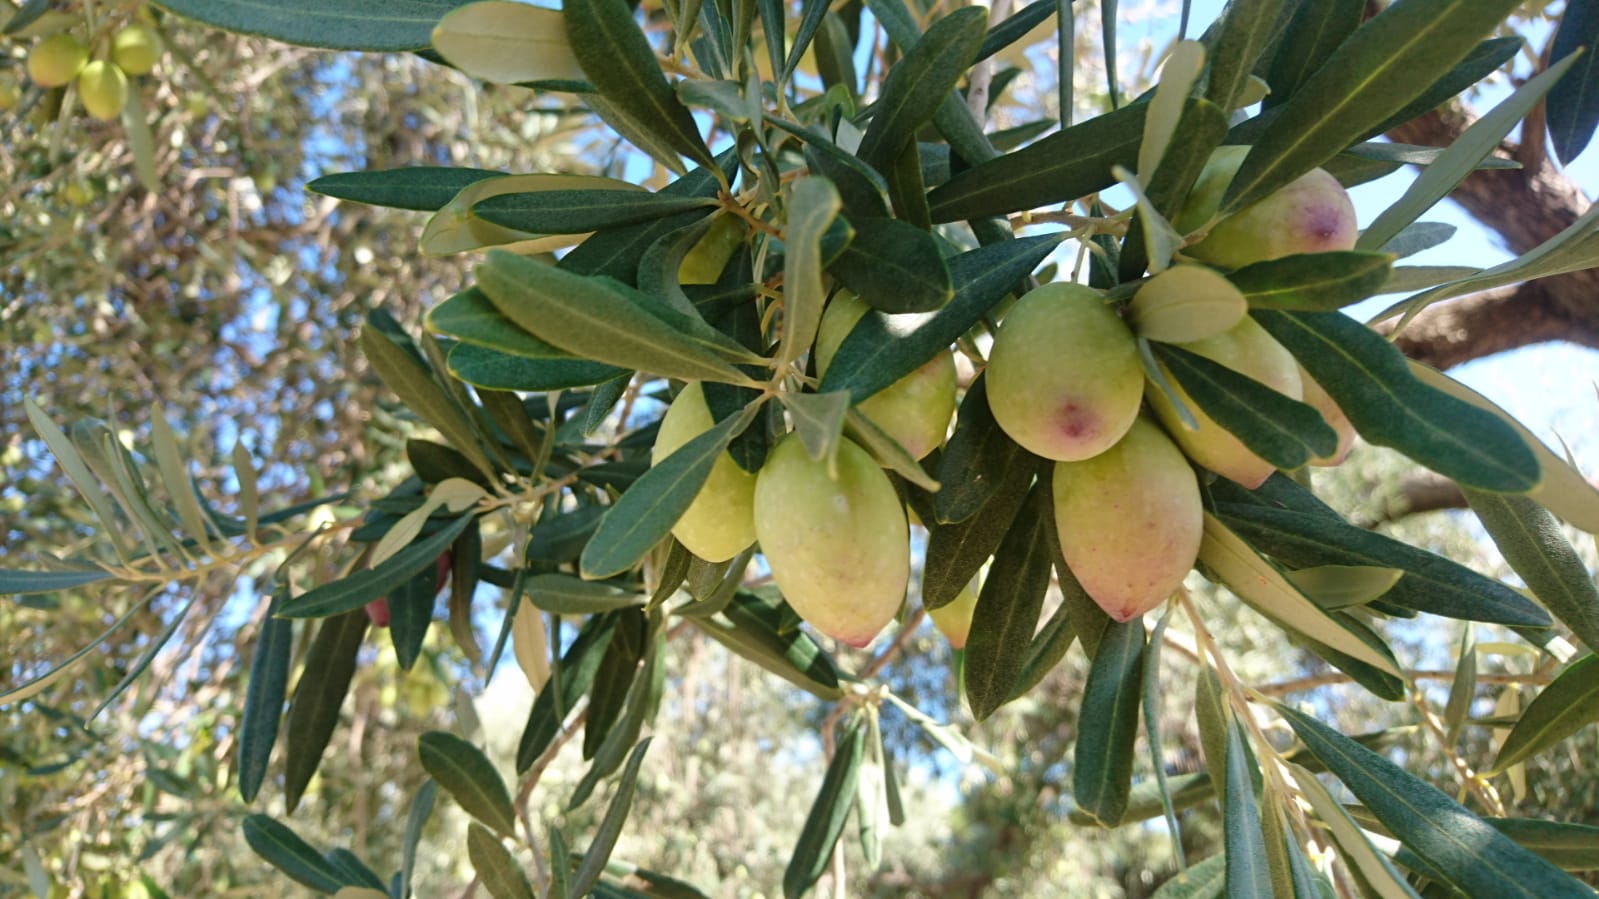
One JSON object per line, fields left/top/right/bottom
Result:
{"left": 8, "top": 0, "right": 1599, "bottom": 896}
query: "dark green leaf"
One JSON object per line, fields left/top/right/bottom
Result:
{"left": 1493, "top": 654, "right": 1599, "bottom": 773}
{"left": 448, "top": 343, "right": 627, "bottom": 392}
{"left": 473, "top": 190, "right": 715, "bottom": 235}
{"left": 571, "top": 738, "right": 654, "bottom": 898}
{"left": 927, "top": 103, "right": 1146, "bottom": 222}
{"left": 1484, "top": 818, "right": 1599, "bottom": 871}
{"left": 419, "top": 731, "right": 517, "bottom": 837}
{"left": 1294, "top": 611, "right": 1407, "bottom": 702}
{"left": 1252, "top": 310, "right": 1539, "bottom": 492}
{"left": 1228, "top": 252, "right": 1395, "bottom": 311}
{"left": 1142, "top": 607, "right": 1186, "bottom": 870}
{"left": 564, "top": 0, "right": 714, "bottom": 170}
{"left": 1, "top": 0, "right": 51, "bottom": 36}
{"left": 559, "top": 152, "right": 736, "bottom": 283}
{"left": 282, "top": 610, "right": 367, "bottom": 812}
{"left": 584, "top": 611, "right": 647, "bottom": 760}
{"left": 1377, "top": 222, "right": 1457, "bottom": 259}
{"left": 517, "top": 614, "right": 620, "bottom": 773}
{"left": 1548, "top": 4, "right": 1599, "bottom": 165}
{"left": 857, "top": 7, "right": 987, "bottom": 172}
{"left": 387, "top": 563, "right": 437, "bottom": 672}
{"left": 784, "top": 718, "right": 864, "bottom": 899}
{"left": 1101, "top": 0, "right": 1120, "bottom": 108}
{"left": 238, "top": 591, "right": 293, "bottom": 803}
{"left": 1203, "top": 0, "right": 1285, "bottom": 114}
{"left": 240, "top": 815, "right": 343, "bottom": 893}
{"left": 307, "top": 167, "right": 504, "bottom": 212}
{"left": 819, "top": 236, "right": 1062, "bottom": 402}
{"left": 922, "top": 447, "right": 1037, "bottom": 608}
{"left": 363, "top": 323, "right": 499, "bottom": 484}
{"left": 399, "top": 780, "right": 436, "bottom": 899}
{"left": 1216, "top": 503, "right": 1550, "bottom": 627}
{"left": 1222, "top": 0, "right": 1522, "bottom": 213}
{"left": 1223, "top": 720, "right": 1272, "bottom": 898}
{"left": 934, "top": 375, "right": 1039, "bottom": 523}
{"left": 525, "top": 574, "right": 645, "bottom": 615}
{"left": 782, "top": 0, "right": 831, "bottom": 82}
{"left": 1277, "top": 704, "right": 1592, "bottom": 898}
{"left": 964, "top": 482, "right": 1055, "bottom": 720}
{"left": 526, "top": 505, "right": 608, "bottom": 565}
{"left": 1464, "top": 489, "right": 1599, "bottom": 654}
{"left": 478, "top": 251, "right": 758, "bottom": 384}
{"left": 0, "top": 568, "right": 113, "bottom": 596}
{"left": 975, "top": 0, "right": 1056, "bottom": 63}
{"left": 1073, "top": 618, "right": 1146, "bottom": 827}
{"left": 802, "top": 142, "right": 890, "bottom": 220}
{"left": 828, "top": 217, "right": 953, "bottom": 314}
{"left": 1009, "top": 567, "right": 1086, "bottom": 700}
{"left": 324, "top": 850, "right": 386, "bottom": 891}
{"left": 1262, "top": 0, "right": 1363, "bottom": 110}
{"left": 692, "top": 590, "right": 845, "bottom": 700}
{"left": 1363, "top": 36, "right": 1526, "bottom": 141}
{"left": 572, "top": 631, "right": 661, "bottom": 808}
{"left": 467, "top": 823, "right": 536, "bottom": 899}
{"left": 282, "top": 515, "right": 472, "bottom": 619}
{"left": 580, "top": 401, "right": 757, "bottom": 578}
{"left": 151, "top": 0, "right": 472, "bottom": 50}
{"left": 1151, "top": 853, "right": 1226, "bottom": 899}
{"left": 1155, "top": 342, "right": 1337, "bottom": 469}
{"left": 865, "top": 0, "right": 1002, "bottom": 168}
{"left": 548, "top": 826, "right": 572, "bottom": 899}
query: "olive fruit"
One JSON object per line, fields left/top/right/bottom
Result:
{"left": 1300, "top": 366, "right": 1357, "bottom": 466}
{"left": 27, "top": 33, "right": 88, "bottom": 88}
{"left": 652, "top": 382, "right": 758, "bottom": 563}
{"left": 927, "top": 583, "right": 978, "bottom": 649}
{"left": 77, "top": 61, "right": 129, "bottom": 121}
{"left": 1053, "top": 418, "right": 1202, "bottom": 621}
{"left": 111, "top": 24, "right": 162, "bottom": 77}
{"left": 986, "top": 281, "right": 1142, "bottom": 461}
{"left": 814, "top": 291, "right": 957, "bottom": 460}
{"left": 753, "top": 435, "right": 909, "bottom": 647}
{"left": 1180, "top": 146, "right": 1358, "bottom": 269}
{"left": 1146, "top": 315, "right": 1302, "bottom": 488}
{"left": 1127, "top": 264, "right": 1247, "bottom": 344}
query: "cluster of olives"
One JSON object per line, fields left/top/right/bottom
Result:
{"left": 656, "top": 148, "right": 1359, "bottom": 649}
{"left": 654, "top": 288, "right": 959, "bottom": 648}
{"left": 15, "top": 15, "right": 161, "bottom": 121}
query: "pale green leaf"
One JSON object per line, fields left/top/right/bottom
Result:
{"left": 432, "top": 2, "right": 583, "bottom": 85}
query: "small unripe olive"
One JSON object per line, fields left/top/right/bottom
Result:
{"left": 927, "top": 584, "right": 978, "bottom": 649}
{"left": 814, "top": 291, "right": 957, "bottom": 460}
{"left": 1145, "top": 316, "right": 1302, "bottom": 488}
{"left": 111, "top": 24, "right": 163, "bottom": 76}
{"left": 653, "top": 382, "right": 758, "bottom": 562}
{"left": 1127, "top": 264, "right": 1247, "bottom": 344}
{"left": 27, "top": 33, "right": 89, "bottom": 88}
{"left": 0, "top": 76, "right": 21, "bottom": 112}
{"left": 77, "top": 60, "right": 129, "bottom": 121}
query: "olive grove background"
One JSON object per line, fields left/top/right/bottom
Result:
{"left": 3, "top": 0, "right": 1599, "bottom": 897}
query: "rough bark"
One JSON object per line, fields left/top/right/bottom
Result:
{"left": 1379, "top": 105, "right": 1599, "bottom": 369}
